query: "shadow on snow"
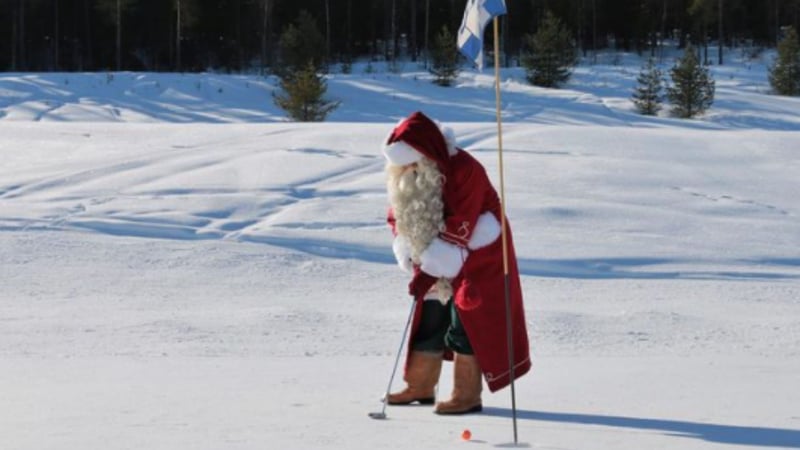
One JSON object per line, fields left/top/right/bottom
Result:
{"left": 516, "top": 257, "right": 800, "bottom": 280}
{"left": 483, "top": 407, "right": 800, "bottom": 448}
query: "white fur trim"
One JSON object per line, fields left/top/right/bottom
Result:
{"left": 441, "top": 126, "right": 458, "bottom": 156}
{"left": 467, "top": 212, "right": 501, "bottom": 250}
{"left": 392, "top": 235, "right": 414, "bottom": 273}
{"left": 420, "top": 237, "right": 467, "bottom": 278}
{"left": 435, "top": 121, "right": 458, "bottom": 156}
{"left": 383, "top": 140, "right": 423, "bottom": 166}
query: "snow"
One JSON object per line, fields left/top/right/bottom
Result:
{"left": 1, "top": 55, "right": 799, "bottom": 449}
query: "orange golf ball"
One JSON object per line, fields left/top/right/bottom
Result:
{"left": 461, "top": 429, "right": 472, "bottom": 440}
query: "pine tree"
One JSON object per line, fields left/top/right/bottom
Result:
{"left": 769, "top": 27, "right": 800, "bottom": 96}
{"left": 632, "top": 58, "right": 665, "bottom": 115}
{"left": 277, "top": 10, "right": 327, "bottom": 77}
{"left": 429, "top": 26, "right": 460, "bottom": 87}
{"left": 521, "top": 11, "right": 577, "bottom": 88}
{"left": 666, "top": 44, "right": 715, "bottom": 118}
{"left": 273, "top": 62, "right": 340, "bottom": 122}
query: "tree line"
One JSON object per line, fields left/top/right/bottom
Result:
{"left": 2, "top": 0, "right": 800, "bottom": 72}
{"left": 269, "top": 6, "right": 798, "bottom": 122}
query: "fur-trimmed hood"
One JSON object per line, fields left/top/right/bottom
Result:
{"left": 382, "top": 111, "right": 458, "bottom": 172}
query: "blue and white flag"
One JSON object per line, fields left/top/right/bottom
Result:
{"left": 457, "top": 0, "right": 507, "bottom": 69}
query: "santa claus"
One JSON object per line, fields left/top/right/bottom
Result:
{"left": 382, "top": 111, "right": 531, "bottom": 415}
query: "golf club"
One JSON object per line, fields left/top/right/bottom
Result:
{"left": 368, "top": 299, "right": 416, "bottom": 420}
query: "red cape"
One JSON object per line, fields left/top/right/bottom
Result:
{"left": 390, "top": 149, "right": 531, "bottom": 393}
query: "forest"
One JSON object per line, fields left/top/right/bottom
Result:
{"left": 2, "top": 0, "right": 799, "bottom": 73}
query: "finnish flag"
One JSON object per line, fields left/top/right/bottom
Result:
{"left": 457, "top": 0, "right": 507, "bottom": 69}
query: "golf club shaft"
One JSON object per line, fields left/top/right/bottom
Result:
{"left": 378, "top": 299, "right": 417, "bottom": 417}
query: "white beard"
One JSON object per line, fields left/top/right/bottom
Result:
{"left": 386, "top": 158, "right": 453, "bottom": 302}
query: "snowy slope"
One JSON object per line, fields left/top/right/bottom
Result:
{"left": 2, "top": 53, "right": 800, "bottom": 130}
{"left": 1, "top": 56, "right": 800, "bottom": 450}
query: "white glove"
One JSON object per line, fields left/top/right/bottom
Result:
{"left": 392, "top": 235, "right": 414, "bottom": 273}
{"left": 420, "top": 237, "right": 467, "bottom": 278}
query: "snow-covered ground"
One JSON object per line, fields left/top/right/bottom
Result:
{"left": 1, "top": 55, "right": 799, "bottom": 450}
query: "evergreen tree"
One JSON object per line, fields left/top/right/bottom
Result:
{"left": 273, "top": 62, "right": 340, "bottom": 122}
{"left": 277, "top": 10, "right": 327, "bottom": 77}
{"left": 429, "top": 26, "right": 460, "bottom": 87}
{"left": 769, "top": 27, "right": 800, "bottom": 96}
{"left": 632, "top": 58, "right": 665, "bottom": 115}
{"left": 667, "top": 44, "right": 715, "bottom": 118}
{"left": 521, "top": 11, "right": 577, "bottom": 88}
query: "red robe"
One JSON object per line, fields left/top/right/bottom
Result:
{"left": 388, "top": 149, "right": 531, "bottom": 393}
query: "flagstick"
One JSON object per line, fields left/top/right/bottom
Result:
{"left": 492, "top": 15, "right": 518, "bottom": 446}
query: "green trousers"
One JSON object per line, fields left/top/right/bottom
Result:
{"left": 411, "top": 299, "right": 474, "bottom": 355}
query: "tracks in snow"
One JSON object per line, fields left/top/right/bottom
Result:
{"left": 0, "top": 143, "right": 387, "bottom": 256}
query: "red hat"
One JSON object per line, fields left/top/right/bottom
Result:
{"left": 383, "top": 111, "right": 458, "bottom": 170}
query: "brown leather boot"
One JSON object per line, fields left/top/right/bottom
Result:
{"left": 434, "top": 353, "right": 483, "bottom": 414}
{"left": 386, "top": 351, "right": 443, "bottom": 405}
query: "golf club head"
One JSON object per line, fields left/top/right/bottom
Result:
{"left": 368, "top": 411, "right": 387, "bottom": 420}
